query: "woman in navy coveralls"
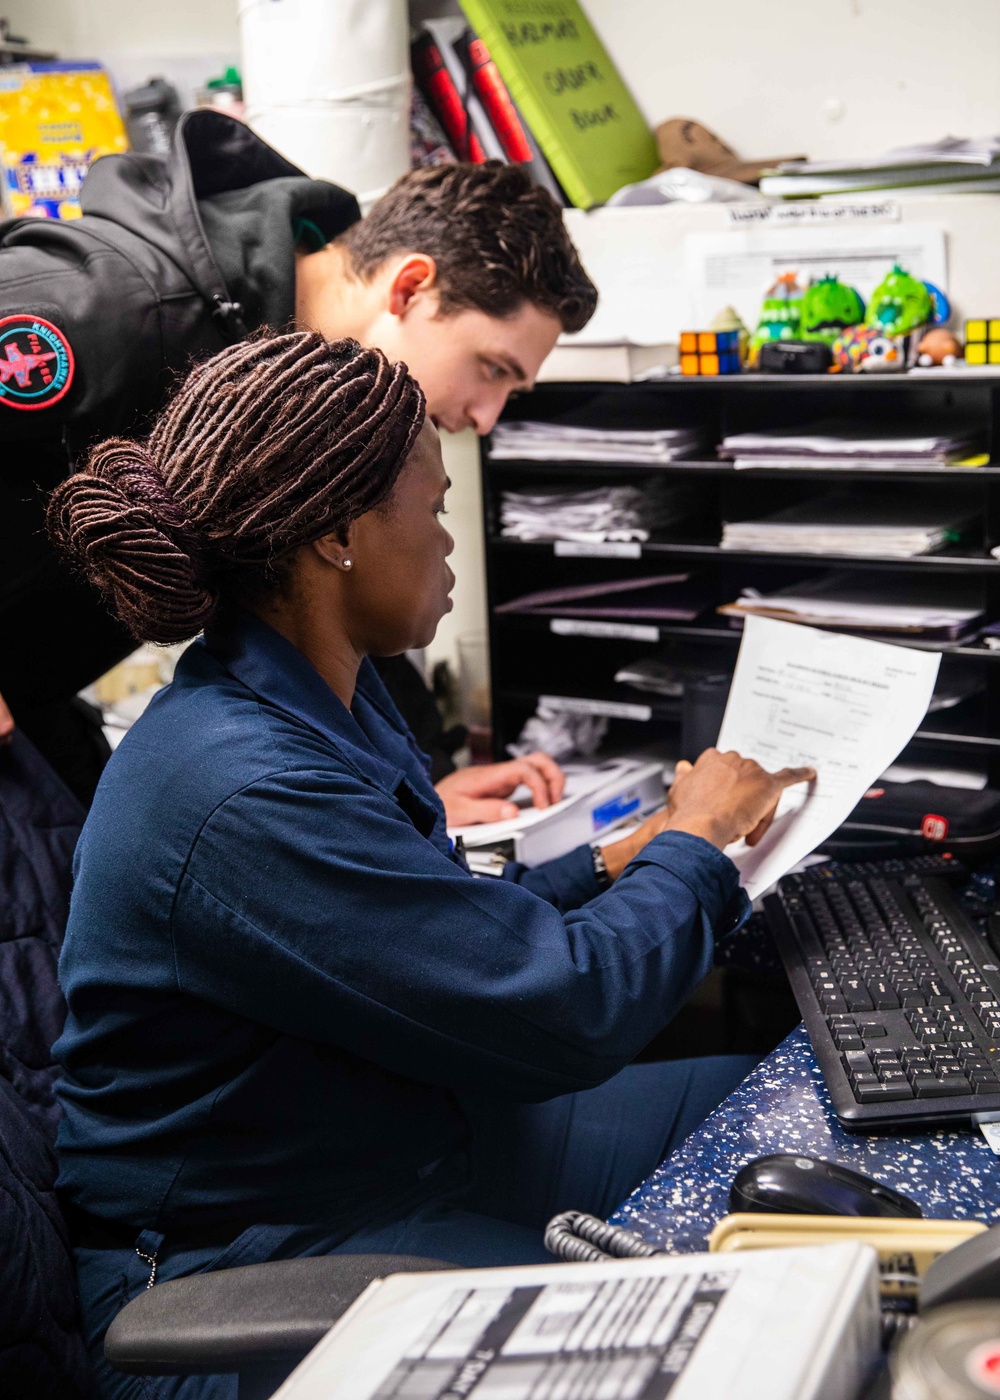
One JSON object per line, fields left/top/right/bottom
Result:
{"left": 48, "top": 332, "right": 813, "bottom": 1399}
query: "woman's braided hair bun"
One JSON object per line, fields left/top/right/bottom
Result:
{"left": 48, "top": 439, "right": 216, "bottom": 644}
{"left": 47, "top": 332, "right": 425, "bottom": 644}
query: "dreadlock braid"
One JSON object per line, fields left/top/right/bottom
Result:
{"left": 47, "top": 332, "right": 425, "bottom": 645}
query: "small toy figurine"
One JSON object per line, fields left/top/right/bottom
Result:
{"left": 924, "top": 282, "right": 951, "bottom": 326}
{"left": 832, "top": 324, "right": 908, "bottom": 373}
{"left": 965, "top": 319, "right": 1000, "bottom": 366}
{"left": 799, "top": 274, "right": 866, "bottom": 346}
{"left": 856, "top": 333, "right": 907, "bottom": 372}
{"left": 680, "top": 329, "right": 741, "bottom": 375}
{"left": 864, "top": 264, "right": 933, "bottom": 336}
{"left": 917, "top": 327, "right": 961, "bottom": 367}
{"left": 748, "top": 272, "right": 803, "bottom": 363}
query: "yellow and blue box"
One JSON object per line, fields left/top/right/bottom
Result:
{"left": 964, "top": 319, "right": 1000, "bottom": 367}
{"left": 0, "top": 62, "right": 128, "bottom": 220}
{"left": 680, "top": 329, "right": 741, "bottom": 376}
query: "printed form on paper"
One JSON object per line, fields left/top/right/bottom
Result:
{"left": 716, "top": 616, "right": 941, "bottom": 900}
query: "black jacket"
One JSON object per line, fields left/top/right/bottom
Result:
{"left": 0, "top": 109, "right": 359, "bottom": 712}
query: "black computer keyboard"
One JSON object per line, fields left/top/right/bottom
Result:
{"left": 764, "top": 855, "right": 1000, "bottom": 1130}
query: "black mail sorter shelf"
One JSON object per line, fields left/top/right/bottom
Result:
{"left": 479, "top": 375, "right": 1000, "bottom": 785}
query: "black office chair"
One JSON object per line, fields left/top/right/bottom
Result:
{"left": 104, "top": 1253, "right": 454, "bottom": 1400}
{"left": 0, "top": 732, "right": 455, "bottom": 1399}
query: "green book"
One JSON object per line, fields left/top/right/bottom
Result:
{"left": 456, "top": 0, "right": 658, "bottom": 208}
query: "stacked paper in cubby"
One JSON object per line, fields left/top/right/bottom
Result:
{"left": 491, "top": 420, "right": 702, "bottom": 464}
{"left": 721, "top": 493, "right": 976, "bottom": 559}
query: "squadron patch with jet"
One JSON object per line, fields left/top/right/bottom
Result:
{"left": 0, "top": 314, "right": 74, "bottom": 410}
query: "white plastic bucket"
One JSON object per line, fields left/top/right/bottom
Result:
{"left": 238, "top": 0, "right": 410, "bottom": 205}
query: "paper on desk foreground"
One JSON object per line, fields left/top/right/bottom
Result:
{"left": 718, "top": 616, "right": 940, "bottom": 900}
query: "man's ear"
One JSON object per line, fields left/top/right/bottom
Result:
{"left": 386, "top": 253, "right": 438, "bottom": 319}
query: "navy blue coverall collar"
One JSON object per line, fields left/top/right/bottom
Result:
{"left": 204, "top": 606, "right": 443, "bottom": 841}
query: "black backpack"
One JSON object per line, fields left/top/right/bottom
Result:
{"left": 821, "top": 780, "right": 1000, "bottom": 861}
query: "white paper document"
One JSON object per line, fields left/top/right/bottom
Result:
{"left": 716, "top": 617, "right": 940, "bottom": 900}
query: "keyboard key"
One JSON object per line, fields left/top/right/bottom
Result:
{"left": 857, "top": 1018, "right": 887, "bottom": 1038}
{"left": 844, "top": 1050, "right": 873, "bottom": 1075}
{"left": 946, "top": 1026, "right": 975, "bottom": 1045}
{"left": 867, "top": 980, "right": 900, "bottom": 1010}
{"left": 932, "top": 1075, "right": 972, "bottom": 1095}
{"left": 856, "top": 1081, "right": 913, "bottom": 1102}
{"left": 873, "top": 1069, "right": 907, "bottom": 1092}
{"left": 835, "top": 1033, "right": 864, "bottom": 1051}
{"left": 910, "top": 1072, "right": 941, "bottom": 1096}
{"left": 840, "top": 979, "right": 873, "bottom": 1012}
{"left": 916, "top": 1076, "right": 970, "bottom": 1097}
{"left": 971, "top": 1071, "right": 1000, "bottom": 1091}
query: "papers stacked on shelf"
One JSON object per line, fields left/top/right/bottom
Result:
{"left": 760, "top": 135, "right": 1000, "bottom": 198}
{"left": 495, "top": 573, "right": 707, "bottom": 622}
{"left": 614, "top": 657, "right": 721, "bottom": 697}
{"left": 718, "top": 571, "right": 984, "bottom": 642}
{"left": 500, "top": 481, "right": 697, "bottom": 543}
{"left": 720, "top": 421, "right": 978, "bottom": 470}
{"left": 490, "top": 419, "right": 701, "bottom": 464}
{"left": 720, "top": 493, "right": 975, "bottom": 559}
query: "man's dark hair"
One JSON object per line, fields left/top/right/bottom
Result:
{"left": 338, "top": 161, "right": 597, "bottom": 334}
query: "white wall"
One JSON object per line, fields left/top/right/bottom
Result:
{"left": 27, "top": 0, "right": 998, "bottom": 162}
{"left": 2, "top": 0, "right": 240, "bottom": 104}
{"left": 584, "top": 0, "right": 1000, "bottom": 163}
{"left": 8, "top": 0, "right": 1000, "bottom": 669}
{"left": 426, "top": 431, "right": 487, "bottom": 671}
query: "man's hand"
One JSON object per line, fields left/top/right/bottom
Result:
{"left": 436, "top": 752, "right": 565, "bottom": 826}
{"left": 0, "top": 690, "right": 13, "bottom": 746}
{"left": 602, "top": 748, "right": 815, "bottom": 881}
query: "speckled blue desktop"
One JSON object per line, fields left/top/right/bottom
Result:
{"left": 613, "top": 1023, "right": 1000, "bottom": 1252}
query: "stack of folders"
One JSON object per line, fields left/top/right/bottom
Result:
{"left": 495, "top": 573, "right": 708, "bottom": 622}
{"left": 500, "top": 482, "right": 697, "bottom": 543}
{"left": 759, "top": 135, "right": 1000, "bottom": 198}
{"left": 719, "top": 571, "right": 984, "bottom": 644}
{"left": 720, "top": 493, "right": 976, "bottom": 559}
{"left": 720, "top": 422, "right": 979, "bottom": 471}
{"left": 490, "top": 420, "right": 702, "bottom": 464}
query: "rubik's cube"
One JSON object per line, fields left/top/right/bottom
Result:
{"left": 680, "top": 329, "right": 741, "bottom": 376}
{"left": 964, "top": 319, "right": 1000, "bottom": 366}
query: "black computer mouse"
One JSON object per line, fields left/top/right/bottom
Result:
{"left": 729, "top": 1153, "right": 923, "bottom": 1219}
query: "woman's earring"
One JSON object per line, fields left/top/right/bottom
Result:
{"left": 342, "top": 559, "right": 353, "bottom": 570}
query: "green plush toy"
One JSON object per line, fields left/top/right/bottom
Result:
{"left": 799, "top": 274, "right": 866, "bottom": 346}
{"left": 749, "top": 272, "right": 803, "bottom": 363}
{"left": 864, "top": 264, "right": 933, "bottom": 336}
